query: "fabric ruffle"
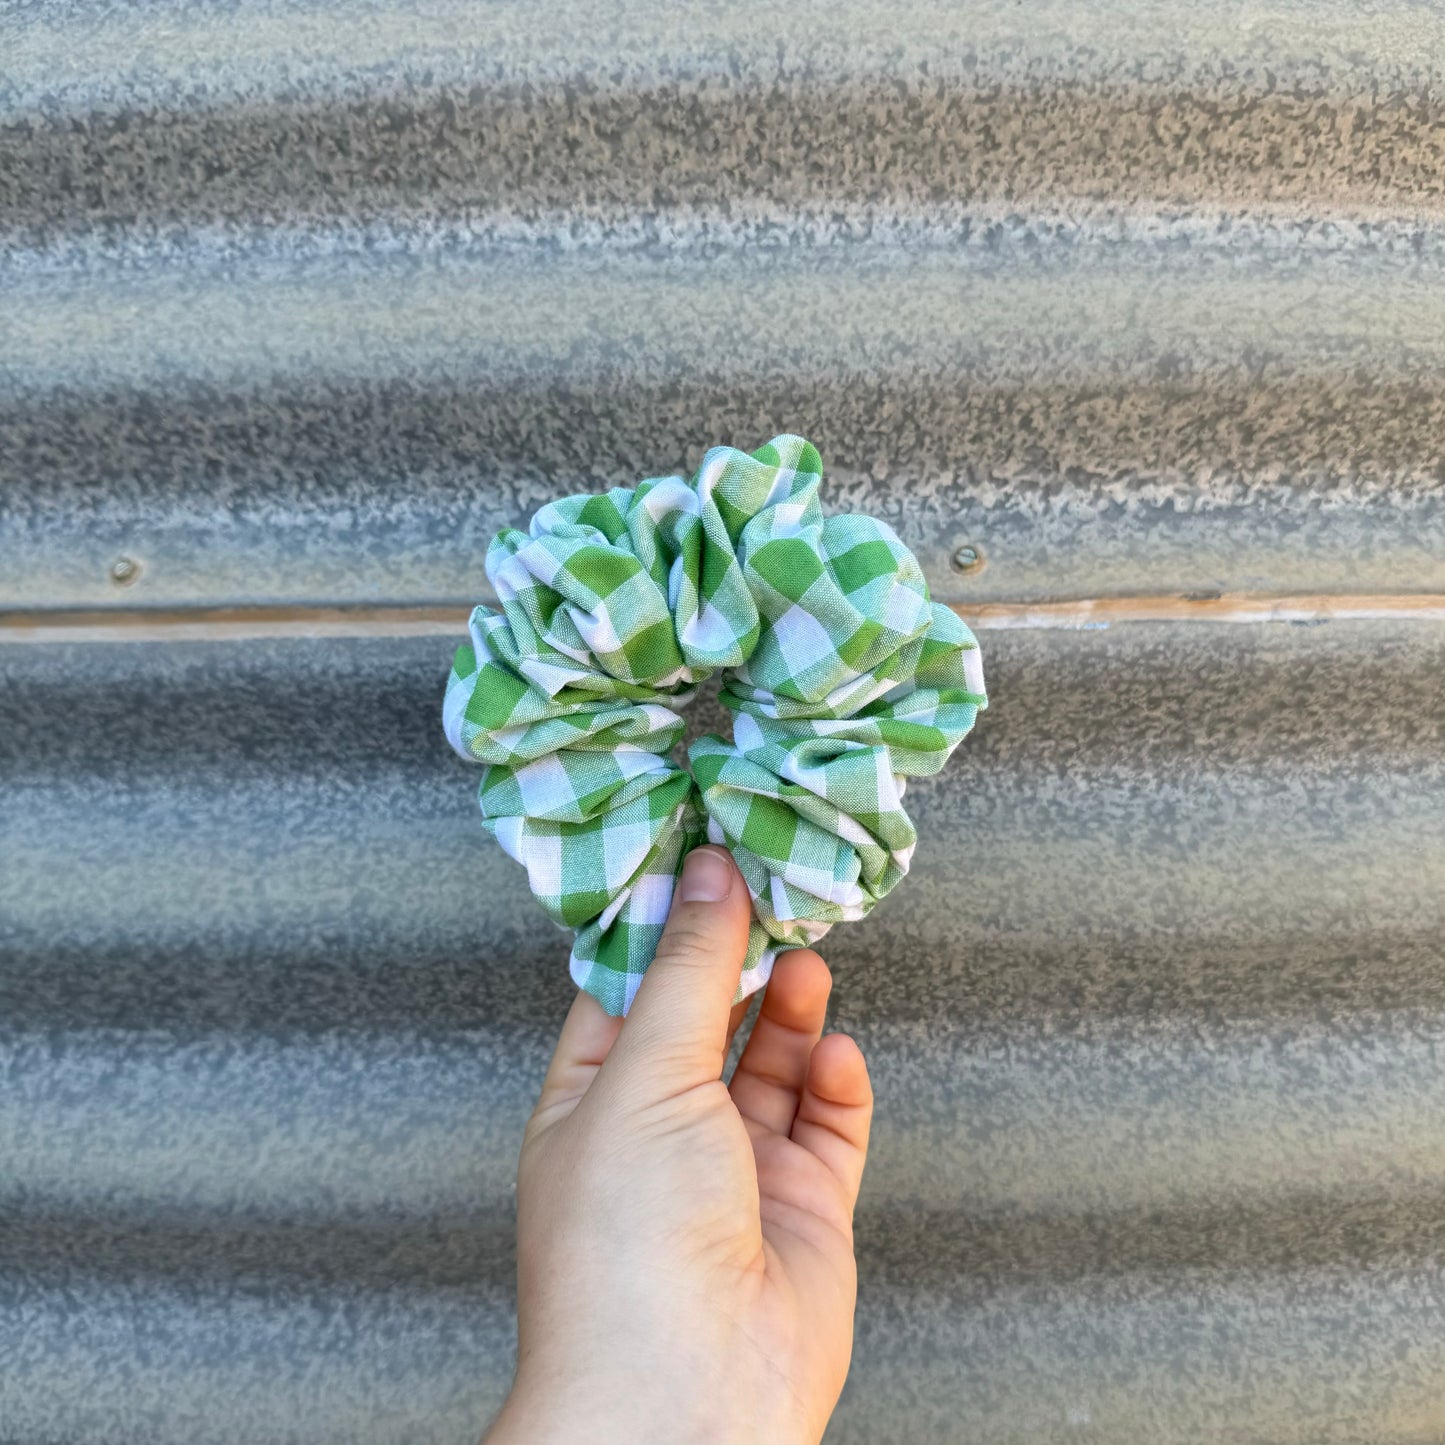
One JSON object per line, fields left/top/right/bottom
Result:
{"left": 443, "top": 435, "right": 987, "bottom": 1016}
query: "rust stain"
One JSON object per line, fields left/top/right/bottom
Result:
{"left": 3, "top": 594, "right": 1444, "bottom": 644}
{"left": 963, "top": 593, "right": 1445, "bottom": 629}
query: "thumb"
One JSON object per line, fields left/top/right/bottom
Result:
{"left": 600, "top": 845, "right": 754, "bottom": 1098}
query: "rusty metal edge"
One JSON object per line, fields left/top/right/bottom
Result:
{"left": 2, "top": 594, "right": 1444, "bottom": 645}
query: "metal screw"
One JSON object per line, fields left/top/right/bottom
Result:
{"left": 951, "top": 543, "right": 984, "bottom": 573}
{"left": 109, "top": 556, "right": 141, "bottom": 586}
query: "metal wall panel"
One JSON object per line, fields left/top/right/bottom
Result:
{"left": 3, "top": 5, "right": 1444, "bottom": 1442}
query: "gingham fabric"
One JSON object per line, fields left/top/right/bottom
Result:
{"left": 443, "top": 435, "right": 987, "bottom": 1016}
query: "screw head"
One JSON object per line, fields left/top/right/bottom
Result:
{"left": 109, "top": 556, "right": 141, "bottom": 586}
{"left": 951, "top": 543, "right": 984, "bottom": 573}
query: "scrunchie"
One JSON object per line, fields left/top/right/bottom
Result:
{"left": 442, "top": 435, "right": 987, "bottom": 1016}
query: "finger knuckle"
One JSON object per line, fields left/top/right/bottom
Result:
{"left": 654, "top": 921, "right": 718, "bottom": 969}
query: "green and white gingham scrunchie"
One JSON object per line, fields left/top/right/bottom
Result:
{"left": 443, "top": 435, "right": 987, "bottom": 1016}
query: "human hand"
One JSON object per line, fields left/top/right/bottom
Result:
{"left": 484, "top": 845, "right": 874, "bottom": 1445}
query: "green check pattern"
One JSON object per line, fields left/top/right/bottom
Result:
{"left": 443, "top": 435, "right": 987, "bottom": 1016}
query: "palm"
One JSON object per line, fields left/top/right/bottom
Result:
{"left": 533, "top": 946, "right": 869, "bottom": 1344}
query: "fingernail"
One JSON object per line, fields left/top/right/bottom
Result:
{"left": 680, "top": 846, "right": 733, "bottom": 903}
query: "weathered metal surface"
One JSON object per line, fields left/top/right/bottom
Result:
{"left": 6, "top": 1, "right": 1445, "bottom": 612}
{"left": 4, "top": 623, "right": 1445, "bottom": 1442}
{"left": 4, "top": 3, "right": 1445, "bottom": 1442}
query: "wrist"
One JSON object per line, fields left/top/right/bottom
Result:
{"left": 485, "top": 1368, "right": 780, "bottom": 1445}
{"left": 486, "top": 1387, "right": 715, "bottom": 1445}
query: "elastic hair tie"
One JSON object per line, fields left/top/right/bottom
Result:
{"left": 443, "top": 434, "right": 988, "bottom": 1016}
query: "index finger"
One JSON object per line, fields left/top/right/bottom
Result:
{"left": 534, "top": 987, "right": 625, "bottom": 1118}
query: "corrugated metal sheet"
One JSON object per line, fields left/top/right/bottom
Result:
{"left": 3, "top": 5, "right": 1444, "bottom": 1441}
